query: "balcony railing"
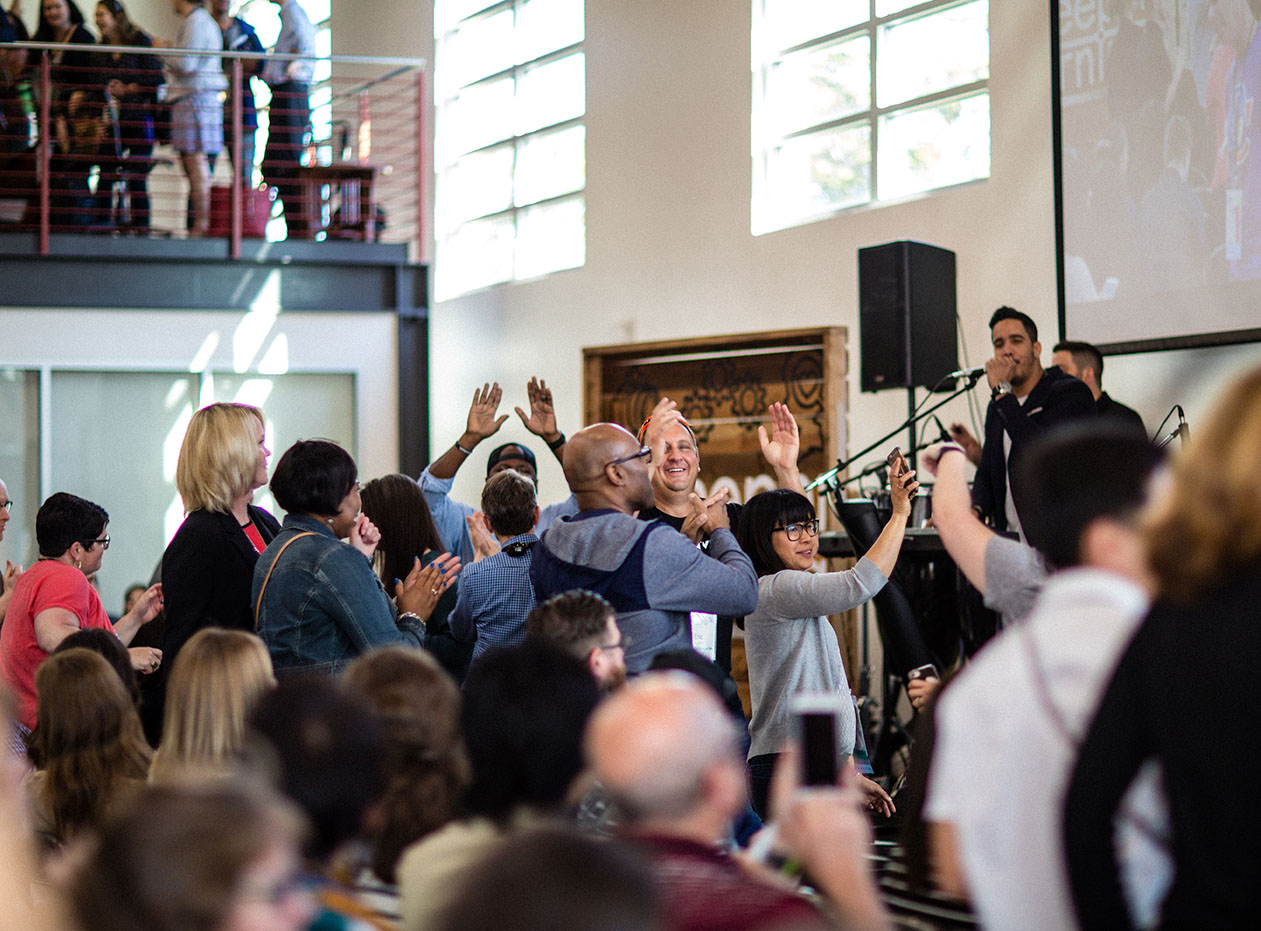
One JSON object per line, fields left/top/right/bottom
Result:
{"left": 0, "top": 41, "right": 426, "bottom": 259}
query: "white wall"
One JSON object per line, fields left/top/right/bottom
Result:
{"left": 426, "top": 0, "right": 1062, "bottom": 507}
{"left": 0, "top": 307, "right": 398, "bottom": 477}
{"left": 423, "top": 0, "right": 1260, "bottom": 512}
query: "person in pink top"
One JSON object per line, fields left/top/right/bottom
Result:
{"left": 0, "top": 492, "right": 163, "bottom": 733}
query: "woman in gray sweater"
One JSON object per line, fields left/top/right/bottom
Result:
{"left": 736, "top": 467, "right": 916, "bottom": 819}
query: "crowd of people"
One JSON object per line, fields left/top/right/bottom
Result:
{"left": 0, "top": 0, "right": 313, "bottom": 235}
{"left": 0, "top": 322, "right": 1256, "bottom": 929}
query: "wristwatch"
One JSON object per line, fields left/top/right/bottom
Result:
{"left": 992, "top": 380, "right": 1012, "bottom": 399}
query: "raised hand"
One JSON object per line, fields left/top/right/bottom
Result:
{"left": 514, "top": 376, "right": 560, "bottom": 441}
{"left": 641, "top": 397, "right": 683, "bottom": 467}
{"left": 758, "top": 402, "right": 800, "bottom": 479}
{"left": 467, "top": 382, "right": 509, "bottom": 441}
{"left": 888, "top": 459, "right": 919, "bottom": 518}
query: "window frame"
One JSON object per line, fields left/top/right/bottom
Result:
{"left": 751, "top": 0, "right": 991, "bottom": 234}
{"left": 434, "top": 0, "right": 587, "bottom": 299}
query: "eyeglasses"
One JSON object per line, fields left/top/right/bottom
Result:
{"left": 84, "top": 535, "right": 110, "bottom": 550}
{"left": 0, "top": 500, "right": 11, "bottom": 513}
{"left": 238, "top": 871, "right": 310, "bottom": 906}
{"left": 608, "top": 446, "right": 652, "bottom": 468}
{"left": 772, "top": 519, "right": 819, "bottom": 542}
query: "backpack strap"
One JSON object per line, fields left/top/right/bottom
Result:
{"left": 253, "top": 531, "right": 317, "bottom": 630}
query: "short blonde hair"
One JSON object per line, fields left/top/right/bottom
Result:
{"left": 1144, "top": 364, "right": 1261, "bottom": 601}
{"left": 150, "top": 629, "right": 275, "bottom": 783}
{"left": 175, "top": 403, "right": 264, "bottom": 514}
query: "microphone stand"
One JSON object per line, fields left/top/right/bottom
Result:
{"left": 806, "top": 370, "right": 984, "bottom": 493}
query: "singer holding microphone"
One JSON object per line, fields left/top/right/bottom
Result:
{"left": 952, "top": 307, "right": 1096, "bottom": 537}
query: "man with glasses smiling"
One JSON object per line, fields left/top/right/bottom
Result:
{"left": 636, "top": 400, "right": 805, "bottom": 673}
{"left": 530, "top": 422, "right": 758, "bottom": 675}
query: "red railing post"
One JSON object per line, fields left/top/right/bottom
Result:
{"left": 231, "top": 57, "right": 244, "bottom": 259}
{"left": 38, "top": 52, "right": 51, "bottom": 255}
{"left": 416, "top": 66, "right": 427, "bottom": 259}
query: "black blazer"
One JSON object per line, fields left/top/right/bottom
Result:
{"left": 972, "top": 366, "right": 1097, "bottom": 533}
{"left": 160, "top": 505, "right": 281, "bottom": 663}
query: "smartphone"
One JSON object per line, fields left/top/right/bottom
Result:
{"left": 789, "top": 692, "right": 849, "bottom": 787}
{"left": 886, "top": 445, "right": 907, "bottom": 475}
{"left": 906, "top": 662, "right": 939, "bottom": 682}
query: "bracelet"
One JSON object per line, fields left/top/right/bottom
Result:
{"left": 937, "top": 443, "right": 965, "bottom": 458}
{"left": 454, "top": 441, "right": 473, "bottom": 456}
{"left": 545, "top": 432, "right": 566, "bottom": 451}
{"left": 398, "top": 611, "right": 427, "bottom": 627}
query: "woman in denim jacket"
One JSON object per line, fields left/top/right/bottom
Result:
{"left": 252, "top": 440, "right": 459, "bottom": 678}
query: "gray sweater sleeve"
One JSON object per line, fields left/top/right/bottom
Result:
{"left": 758, "top": 557, "right": 888, "bottom": 617}
{"left": 641, "top": 527, "right": 759, "bottom": 616}
{"left": 982, "top": 535, "right": 1047, "bottom": 623}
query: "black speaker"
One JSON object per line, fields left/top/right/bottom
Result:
{"left": 858, "top": 240, "right": 958, "bottom": 392}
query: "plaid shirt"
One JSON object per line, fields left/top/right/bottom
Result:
{"left": 448, "top": 533, "right": 538, "bottom": 661}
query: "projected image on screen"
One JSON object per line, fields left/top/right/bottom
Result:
{"left": 1058, "top": 0, "right": 1261, "bottom": 347}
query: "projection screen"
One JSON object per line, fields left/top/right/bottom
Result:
{"left": 1056, "top": 0, "right": 1261, "bottom": 351}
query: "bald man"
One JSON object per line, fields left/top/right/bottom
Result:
{"left": 530, "top": 423, "right": 757, "bottom": 674}
{"left": 587, "top": 673, "right": 888, "bottom": 931}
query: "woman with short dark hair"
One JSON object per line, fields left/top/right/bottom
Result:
{"left": 736, "top": 476, "right": 915, "bottom": 819}
{"left": 253, "top": 441, "right": 460, "bottom": 678}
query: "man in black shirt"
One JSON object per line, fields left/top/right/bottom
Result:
{"left": 1051, "top": 339, "right": 1147, "bottom": 438}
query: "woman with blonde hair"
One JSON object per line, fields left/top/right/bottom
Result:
{"left": 150, "top": 628, "right": 274, "bottom": 783}
{"left": 26, "top": 648, "right": 152, "bottom": 849}
{"left": 158, "top": 403, "right": 278, "bottom": 738}
{"left": 1064, "top": 364, "right": 1261, "bottom": 929}
{"left": 343, "top": 646, "right": 470, "bottom": 886}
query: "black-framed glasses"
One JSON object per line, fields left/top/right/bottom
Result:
{"left": 0, "top": 500, "right": 11, "bottom": 513}
{"left": 84, "top": 535, "right": 110, "bottom": 550}
{"left": 772, "top": 519, "right": 819, "bottom": 542}
{"left": 609, "top": 446, "right": 652, "bottom": 468}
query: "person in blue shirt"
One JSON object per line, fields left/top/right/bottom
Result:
{"left": 449, "top": 468, "right": 539, "bottom": 662}
{"left": 418, "top": 377, "right": 577, "bottom": 566}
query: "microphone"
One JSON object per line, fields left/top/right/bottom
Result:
{"left": 942, "top": 364, "right": 986, "bottom": 381}
{"left": 931, "top": 415, "right": 953, "bottom": 443}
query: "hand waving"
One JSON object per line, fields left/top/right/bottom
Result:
{"left": 514, "top": 376, "right": 559, "bottom": 440}
{"left": 467, "top": 382, "right": 509, "bottom": 441}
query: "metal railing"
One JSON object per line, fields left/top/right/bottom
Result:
{"left": 0, "top": 41, "right": 426, "bottom": 258}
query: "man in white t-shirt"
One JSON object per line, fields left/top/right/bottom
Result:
{"left": 923, "top": 421, "right": 1171, "bottom": 930}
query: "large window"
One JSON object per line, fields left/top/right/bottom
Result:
{"left": 433, "top": 0, "right": 586, "bottom": 299}
{"left": 752, "top": 0, "right": 990, "bottom": 234}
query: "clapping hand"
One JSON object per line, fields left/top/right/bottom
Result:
{"left": 395, "top": 553, "right": 461, "bottom": 621}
